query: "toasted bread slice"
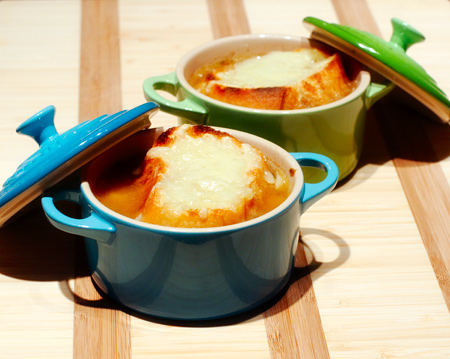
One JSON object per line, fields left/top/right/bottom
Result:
{"left": 191, "top": 49, "right": 355, "bottom": 110}
{"left": 136, "top": 125, "right": 290, "bottom": 228}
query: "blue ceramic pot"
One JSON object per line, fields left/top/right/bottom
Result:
{"left": 41, "top": 127, "right": 338, "bottom": 321}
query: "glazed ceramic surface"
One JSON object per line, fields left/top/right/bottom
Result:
{"left": 0, "top": 103, "right": 158, "bottom": 227}
{"left": 304, "top": 17, "right": 450, "bottom": 123}
{"left": 143, "top": 34, "right": 393, "bottom": 181}
{"left": 41, "top": 127, "right": 338, "bottom": 321}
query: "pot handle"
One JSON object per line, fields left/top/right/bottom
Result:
{"left": 143, "top": 72, "right": 208, "bottom": 124}
{"left": 290, "top": 152, "right": 339, "bottom": 214}
{"left": 365, "top": 80, "right": 396, "bottom": 109}
{"left": 41, "top": 190, "right": 116, "bottom": 244}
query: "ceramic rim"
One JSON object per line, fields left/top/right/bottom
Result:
{"left": 176, "top": 33, "right": 372, "bottom": 115}
{"left": 81, "top": 127, "right": 304, "bottom": 235}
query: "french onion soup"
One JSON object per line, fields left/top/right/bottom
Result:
{"left": 90, "top": 125, "right": 292, "bottom": 228}
{"left": 189, "top": 48, "right": 356, "bottom": 110}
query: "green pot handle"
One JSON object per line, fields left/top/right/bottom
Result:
{"left": 365, "top": 80, "right": 396, "bottom": 109}
{"left": 143, "top": 72, "right": 208, "bottom": 123}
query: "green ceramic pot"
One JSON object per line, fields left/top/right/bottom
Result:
{"left": 143, "top": 34, "right": 394, "bottom": 181}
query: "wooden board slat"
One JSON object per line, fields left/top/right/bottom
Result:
{"left": 1, "top": 1, "right": 450, "bottom": 358}
{"left": 264, "top": 241, "right": 330, "bottom": 359}
{"left": 79, "top": 0, "right": 123, "bottom": 122}
{"left": 75, "top": 0, "right": 130, "bottom": 358}
{"left": 206, "top": 0, "right": 250, "bottom": 38}
{"left": 331, "top": 0, "right": 450, "bottom": 313}
{"left": 206, "top": 1, "right": 331, "bottom": 357}
{"left": 375, "top": 100, "right": 450, "bottom": 310}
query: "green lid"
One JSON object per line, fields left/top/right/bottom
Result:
{"left": 303, "top": 17, "right": 450, "bottom": 123}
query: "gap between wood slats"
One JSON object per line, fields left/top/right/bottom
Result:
{"left": 331, "top": 0, "right": 450, "bottom": 311}
{"left": 75, "top": 0, "right": 131, "bottom": 358}
{"left": 205, "top": 1, "right": 331, "bottom": 358}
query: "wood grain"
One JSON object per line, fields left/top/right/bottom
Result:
{"left": 331, "top": 0, "right": 380, "bottom": 33}
{"left": 375, "top": 100, "right": 450, "bottom": 310}
{"left": 264, "top": 241, "right": 330, "bottom": 359}
{"left": 3, "top": 1, "right": 450, "bottom": 358}
{"left": 332, "top": 0, "right": 450, "bottom": 312}
{"left": 206, "top": 1, "right": 330, "bottom": 358}
{"left": 79, "top": 0, "right": 123, "bottom": 122}
{"left": 75, "top": 0, "right": 131, "bottom": 358}
{"left": 206, "top": 0, "right": 250, "bottom": 38}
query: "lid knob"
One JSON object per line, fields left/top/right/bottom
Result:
{"left": 389, "top": 18, "right": 425, "bottom": 52}
{"left": 303, "top": 16, "right": 450, "bottom": 123}
{"left": 16, "top": 105, "right": 59, "bottom": 146}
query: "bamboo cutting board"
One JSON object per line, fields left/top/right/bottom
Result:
{"left": 0, "top": 0, "right": 450, "bottom": 358}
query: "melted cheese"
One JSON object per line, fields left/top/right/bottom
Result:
{"left": 216, "top": 49, "right": 332, "bottom": 88}
{"left": 145, "top": 127, "right": 263, "bottom": 215}
{"left": 91, "top": 125, "right": 291, "bottom": 228}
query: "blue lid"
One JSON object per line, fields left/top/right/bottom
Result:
{"left": 0, "top": 102, "right": 159, "bottom": 226}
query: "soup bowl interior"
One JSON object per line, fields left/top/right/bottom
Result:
{"left": 84, "top": 126, "right": 304, "bottom": 234}
{"left": 178, "top": 33, "right": 367, "bottom": 115}
{"left": 143, "top": 34, "right": 376, "bottom": 182}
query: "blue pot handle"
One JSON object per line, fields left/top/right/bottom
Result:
{"left": 41, "top": 190, "right": 116, "bottom": 244}
{"left": 290, "top": 152, "right": 339, "bottom": 214}
{"left": 42, "top": 154, "right": 337, "bottom": 237}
